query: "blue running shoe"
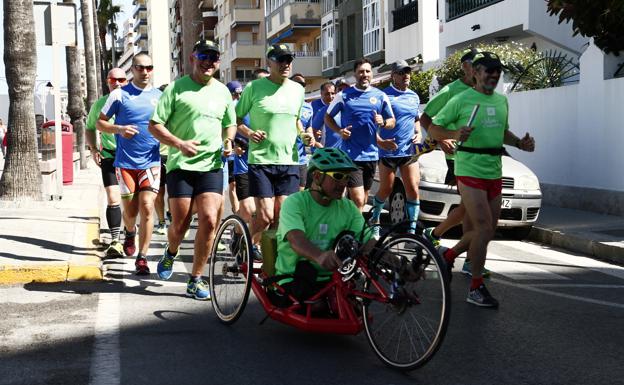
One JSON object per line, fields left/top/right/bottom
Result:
{"left": 186, "top": 278, "right": 211, "bottom": 300}
{"left": 157, "top": 244, "right": 177, "bottom": 280}
{"left": 461, "top": 259, "right": 491, "bottom": 278}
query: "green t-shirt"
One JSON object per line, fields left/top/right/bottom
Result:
{"left": 86, "top": 94, "right": 116, "bottom": 159}
{"left": 432, "top": 88, "right": 509, "bottom": 179}
{"left": 151, "top": 75, "right": 236, "bottom": 172}
{"left": 235, "top": 77, "right": 304, "bottom": 165}
{"left": 424, "top": 79, "right": 472, "bottom": 160}
{"left": 275, "top": 191, "right": 371, "bottom": 283}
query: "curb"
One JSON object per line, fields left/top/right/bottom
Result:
{"left": 528, "top": 226, "right": 624, "bottom": 267}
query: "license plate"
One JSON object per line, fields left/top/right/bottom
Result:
{"left": 501, "top": 199, "right": 512, "bottom": 209}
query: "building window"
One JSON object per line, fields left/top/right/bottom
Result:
{"left": 363, "top": 0, "right": 381, "bottom": 56}
{"left": 235, "top": 69, "right": 255, "bottom": 83}
{"left": 392, "top": 0, "right": 418, "bottom": 31}
{"left": 321, "top": 20, "right": 335, "bottom": 70}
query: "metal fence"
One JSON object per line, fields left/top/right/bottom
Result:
{"left": 447, "top": 0, "right": 503, "bottom": 21}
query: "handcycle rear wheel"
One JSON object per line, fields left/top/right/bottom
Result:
{"left": 362, "top": 234, "right": 450, "bottom": 370}
{"left": 209, "top": 215, "right": 253, "bottom": 325}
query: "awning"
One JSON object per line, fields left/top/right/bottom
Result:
{"left": 269, "top": 29, "right": 293, "bottom": 45}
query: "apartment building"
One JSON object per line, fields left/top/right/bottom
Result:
{"left": 147, "top": 0, "right": 172, "bottom": 87}
{"left": 438, "top": 0, "right": 588, "bottom": 58}
{"left": 118, "top": 17, "right": 138, "bottom": 77}
{"left": 265, "top": 0, "right": 323, "bottom": 91}
{"left": 384, "top": 0, "right": 439, "bottom": 64}
{"left": 215, "top": 0, "right": 265, "bottom": 83}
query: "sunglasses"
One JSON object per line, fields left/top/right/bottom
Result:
{"left": 133, "top": 65, "right": 154, "bottom": 72}
{"left": 194, "top": 52, "right": 220, "bottom": 62}
{"left": 271, "top": 56, "right": 294, "bottom": 64}
{"left": 323, "top": 170, "right": 350, "bottom": 181}
{"left": 485, "top": 67, "right": 502, "bottom": 74}
{"left": 108, "top": 77, "right": 127, "bottom": 83}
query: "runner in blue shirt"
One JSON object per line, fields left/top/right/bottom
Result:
{"left": 97, "top": 53, "right": 162, "bottom": 275}
{"left": 310, "top": 82, "right": 339, "bottom": 149}
{"left": 370, "top": 60, "right": 422, "bottom": 238}
{"left": 324, "top": 58, "right": 395, "bottom": 211}
{"left": 291, "top": 73, "right": 314, "bottom": 191}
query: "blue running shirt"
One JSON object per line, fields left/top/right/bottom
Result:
{"left": 296, "top": 102, "right": 314, "bottom": 165}
{"left": 101, "top": 83, "right": 162, "bottom": 169}
{"left": 311, "top": 104, "right": 341, "bottom": 149}
{"left": 326, "top": 86, "right": 394, "bottom": 161}
{"left": 380, "top": 85, "right": 420, "bottom": 158}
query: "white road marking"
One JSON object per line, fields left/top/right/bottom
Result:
{"left": 528, "top": 284, "right": 624, "bottom": 289}
{"left": 485, "top": 252, "right": 571, "bottom": 281}
{"left": 89, "top": 292, "right": 121, "bottom": 385}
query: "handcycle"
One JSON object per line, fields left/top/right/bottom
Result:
{"left": 208, "top": 215, "right": 451, "bottom": 371}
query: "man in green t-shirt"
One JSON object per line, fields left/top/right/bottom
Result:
{"left": 235, "top": 44, "right": 307, "bottom": 255}
{"left": 85, "top": 67, "right": 127, "bottom": 257}
{"left": 428, "top": 52, "right": 535, "bottom": 308}
{"left": 149, "top": 39, "right": 236, "bottom": 300}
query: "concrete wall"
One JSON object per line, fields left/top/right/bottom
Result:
{"left": 506, "top": 42, "right": 624, "bottom": 215}
{"left": 385, "top": 0, "right": 439, "bottom": 64}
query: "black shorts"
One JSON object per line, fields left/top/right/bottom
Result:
{"left": 227, "top": 159, "right": 235, "bottom": 184}
{"left": 347, "top": 161, "right": 377, "bottom": 190}
{"left": 445, "top": 158, "right": 456, "bottom": 186}
{"left": 298, "top": 164, "right": 308, "bottom": 188}
{"left": 380, "top": 156, "right": 416, "bottom": 171}
{"left": 248, "top": 164, "right": 299, "bottom": 198}
{"left": 160, "top": 156, "right": 168, "bottom": 188}
{"left": 166, "top": 168, "right": 224, "bottom": 198}
{"left": 234, "top": 173, "right": 251, "bottom": 201}
{"left": 100, "top": 158, "right": 118, "bottom": 187}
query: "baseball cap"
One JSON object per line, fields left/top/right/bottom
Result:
{"left": 334, "top": 78, "right": 349, "bottom": 87}
{"left": 226, "top": 81, "right": 243, "bottom": 94}
{"left": 193, "top": 39, "right": 220, "bottom": 53}
{"left": 267, "top": 44, "right": 294, "bottom": 61}
{"left": 391, "top": 60, "right": 411, "bottom": 73}
{"left": 472, "top": 51, "right": 506, "bottom": 69}
{"left": 460, "top": 48, "right": 479, "bottom": 63}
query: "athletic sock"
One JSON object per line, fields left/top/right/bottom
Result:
{"left": 443, "top": 248, "right": 458, "bottom": 265}
{"left": 125, "top": 227, "right": 136, "bottom": 238}
{"left": 189, "top": 275, "right": 200, "bottom": 283}
{"left": 406, "top": 199, "right": 420, "bottom": 232}
{"left": 167, "top": 248, "right": 177, "bottom": 257}
{"left": 136, "top": 253, "right": 146, "bottom": 260}
{"left": 106, "top": 205, "right": 122, "bottom": 242}
{"left": 470, "top": 277, "right": 484, "bottom": 290}
{"left": 371, "top": 196, "right": 385, "bottom": 222}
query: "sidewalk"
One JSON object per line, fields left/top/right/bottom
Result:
{"left": 0, "top": 162, "right": 104, "bottom": 284}
{"left": 529, "top": 205, "right": 624, "bottom": 266}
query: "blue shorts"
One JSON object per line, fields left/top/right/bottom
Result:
{"left": 166, "top": 168, "right": 223, "bottom": 198}
{"left": 248, "top": 164, "right": 299, "bottom": 198}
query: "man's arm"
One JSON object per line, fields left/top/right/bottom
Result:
{"left": 286, "top": 230, "right": 342, "bottom": 271}
{"left": 504, "top": 130, "right": 535, "bottom": 152}
{"left": 148, "top": 120, "right": 199, "bottom": 157}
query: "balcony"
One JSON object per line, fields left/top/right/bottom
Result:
{"left": 446, "top": 0, "right": 503, "bottom": 21}
{"left": 291, "top": 51, "right": 322, "bottom": 77}
{"left": 231, "top": 41, "right": 264, "bottom": 60}
{"left": 266, "top": 0, "right": 321, "bottom": 40}
{"left": 392, "top": 1, "right": 418, "bottom": 31}
{"left": 232, "top": 7, "right": 263, "bottom": 27}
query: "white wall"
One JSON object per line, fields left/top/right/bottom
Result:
{"left": 148, "top": 0, "right": 172, "bottom": 87}
{"left": 385, "top": 0, "right": 439, "bottom": 64}
{"left": 507, "top": 43, "right": 624, "bottom": 192}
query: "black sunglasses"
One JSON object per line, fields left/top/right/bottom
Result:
{"left": 485, "top": 67, "right": 502, "bottom": 74}
{"left": 133, "top": 64, "right": 154, "bottom": 72}
{"left": 272, "top": 56, "right": 294, "bottom": 64}
{"left": 194, "top": 52, "right": 220, "bottom": 62}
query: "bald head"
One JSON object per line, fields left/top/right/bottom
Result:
{"left": 106, "top": 67, "right": 127, "bottom": 91}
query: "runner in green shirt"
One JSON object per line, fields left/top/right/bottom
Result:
{"left": 85, "top": 67, "right": 127, "bottom": 257}
{"left": 235, "top": 44, "right": 308, "bottom": 256}
{"left": 428, "top": 52, "right": 536, "bottom": 308}
{"left": 149, "top": 39, "right": 236, "bottom": 300}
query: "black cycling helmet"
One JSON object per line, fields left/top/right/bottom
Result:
{"left": 308, "top": 148, "right": 357, "bottom": 173}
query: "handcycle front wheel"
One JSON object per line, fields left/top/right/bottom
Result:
{"left": 209, "top": 215, "right": 253, "bottom": 325}
{"left": 362, "top": 234, "right": 450, "bottom": 370}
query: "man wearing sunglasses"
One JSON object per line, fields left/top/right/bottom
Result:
{"left": 427, "top": 52, "right": 536, "bottom": 308}
{"left": 235, "top": 44, "right": 306, "bottom": 255}
{"left": 97, "top": 53, "right": 163, "bottom": 276}
{"left": 149, "top": 39, "right": 236, "bottom": 300}
{"left": 86, "top": 67, "right": 127, "bottom": 257}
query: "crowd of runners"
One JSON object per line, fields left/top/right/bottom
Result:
{"left": 86, "top": 39, "right": 535, "bottom": 308}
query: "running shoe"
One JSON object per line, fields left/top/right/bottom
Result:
{"left": 134, "top": 256, "right": 150, "bottom": 276}
{"left": 423, "top": 227, "right": 441, "bottom": 247}
{"left": 154, "top": 222, "right": 167, "bottom": 236}
{"left": 467, "top": 284, "right": 499, "bottom": 308}
{"left": 186, "top": 278, "right": 211, "bottom": 300}
{"left": 217, "top": 241, "right": 227, "bottom": 252}
{"left": 157, "top": 244, "right": 177, "bottom": 280}
{"left": 461, "top": 259, "right": 491, "bottom": 278}
{"left": 105, "top": 241, "right": 124, "bottom": 258}
{"left": 166, "top": 211, "right": 172, "bottom": 222}
{"left": 123, "top": 228, "right": 137, "bottom": 256}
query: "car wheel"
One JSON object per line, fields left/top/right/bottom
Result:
{"left": 506, "top": 226, "right": 533, "bottom": 240}
{"left": 389, "top": 180, "right": 407, "bottom": 224}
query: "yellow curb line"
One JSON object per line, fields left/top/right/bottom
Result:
{"left": 0, "top": 264, "right": 69, "bottom": 284}
{"left": 68, "top": 207, "right": 103, "bottom": 281}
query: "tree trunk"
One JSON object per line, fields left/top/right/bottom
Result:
{"left": 65, "top": 46, "right": 88, "bottom": 169}
{"left": 0, "top": 0, "right": 42, "bottom": 200}
{"left": 80, "top": 0, "right": 99, "bottom": 108}
{"left": 92, "top": 0, "right": 103, "bottom": 94}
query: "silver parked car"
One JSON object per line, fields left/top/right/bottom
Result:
{"left": 387, "top": 150, "right": 542, "bottom": 239}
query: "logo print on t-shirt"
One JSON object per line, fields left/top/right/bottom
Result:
{"left": 319, "top": 223, "right": 328, "bottom": 235}
{"left": 369, "top": 97, "right": 378, "bottom": 105}
{"left": 487, "top": 107, "right": 496, "bottom": 116}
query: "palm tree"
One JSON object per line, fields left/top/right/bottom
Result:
{"left": 92, "top": 0, "right": 103, "bottom": 94}
{"left": 97, "top": 0, "right": 122, "bottom": 80}
{"left": 80, "top": 0, "right": 100, "bottom": 110}
{"left": 0, "top": 1, "right": 42, "bottom": 200}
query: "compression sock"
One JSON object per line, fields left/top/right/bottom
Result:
{"left": 371, "top": 196, "right": 385, "bottom": 222}
{"left": 471, "top": 277, "right": 484, "bottom": 290}
{"left": 406, "top": 199, "right": 420, "bottom": 233}
{"left": 443, "top": 248, "right": 458, "bottom": 265}
{"left": 106, "top": 205, "right": 122, "bottom": 242}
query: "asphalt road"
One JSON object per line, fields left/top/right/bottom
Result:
{"left": 1, "top": 216, "right": 624, "bottom": 385}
